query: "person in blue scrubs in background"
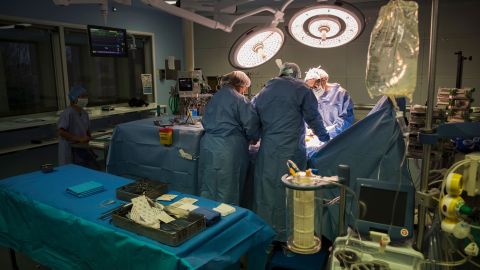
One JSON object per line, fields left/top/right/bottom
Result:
{"left": 199, "top": 71, "right": 260, "bottom": 205}
{"left": 58, "top": 86, "right": 99, "bottom": 169}
{"left": 304, "top": 67, "right": 355, "bottom": 138}
{"left": 252, "top": 62, "right": 330, "bottom": 241}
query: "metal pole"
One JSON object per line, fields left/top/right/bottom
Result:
{"left": 455, "top": 51, "right": 464, "bottom": 88}
{"left": 337, "top": 164, "right": 350, "bottom": 237}
{"left": 416, "top": 0, "right": 439, "bottom": 252}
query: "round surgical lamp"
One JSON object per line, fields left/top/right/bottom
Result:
{"left": 229, "top": 26, "right": 284, "bottom": 69}
{"left": 287, "top": 1, "right": 365, "bottom": 48}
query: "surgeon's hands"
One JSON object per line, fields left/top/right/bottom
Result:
{"left": 326, "top": 125, "right": 335, "bottom": 132}
{"left": 75, "top": 135, "right": 91, "bottom": 144}
{"left": 318, "top": 133, "right": 330, "bottom": 142}
{"left": 249, "top": 139, "right": 261, "bottom": 152}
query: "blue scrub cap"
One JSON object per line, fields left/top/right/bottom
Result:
{"left": 68, "top": 86, "right": 87, "bottom": 102}
{"left": 279, "top": 62, "right": 301, "bottom": 79}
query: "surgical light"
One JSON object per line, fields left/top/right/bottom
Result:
{"left": 229, "top": 26, "right": 284, "bottom": 69}
{"left": 287, "top": 2, "right": 364, "bottom": 48}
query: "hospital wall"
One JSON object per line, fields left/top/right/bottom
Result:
{"left": 194, "top": 0, "right": 480, "bottom": 114}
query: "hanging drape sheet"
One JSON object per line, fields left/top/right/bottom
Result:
{"left": 308, "top": 96, "right": 413, "bottom": 241}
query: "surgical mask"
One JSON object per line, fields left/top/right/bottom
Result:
{"left": 313, "top": 87, "right": 324, "bottom": 99}
{"left": 77, "top": 98, "right": 88, "bottom": 108}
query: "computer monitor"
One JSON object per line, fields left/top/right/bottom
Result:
{"left": 177, "top": 70, "right": 203, "bottom": 97}
{"left": 87, "top": 25, "right": 127, "bottom": 57}
{"left": 355, "top": 178, "right": 415, "bottom": 242}
{"left": 178, "top": 77, "right": 193, "bottom": 92}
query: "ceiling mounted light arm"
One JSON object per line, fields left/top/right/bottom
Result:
{"left": 176, "top": 0, "right": 254, "bottom": 14}
{"left": 142, "top": 0, "right": 232, "bottom": 31}
{"left": 225, "top": 7, "right": 279, "bottom": 29}
{"left": 215, "top": 0, "right": 253, "bottom": 13}
{"left": 0, "top": 23, "right": 32, "bottom": 30}
{"left": 280, "top": 0, "right": 294, "bottom": 13}
{"left": 142, "top": 0, "right": 293, "bottom": 32}
{"left": 179, "top": 1, "right": 240, "bottom": 14}
{"left": 228, "top": 0, "right": 293, "bottom": 27}
{"left": 53, "top": 0, "right": 105, "bottom": 4}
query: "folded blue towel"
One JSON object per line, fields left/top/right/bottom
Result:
{"left": 66, "top": 187, "right": 104, "bottom": 198}
{"left": 192, "top": 207, "right": 221, "bottom": 226}
{"left": 66, "top": 181, "right": 105, "bottom": 198}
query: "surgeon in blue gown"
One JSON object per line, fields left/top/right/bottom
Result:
{"left": 252, "top": 62, "right": 330, "bottom": 241}
{"left": 199, "top": 71, "right": 260, "bottom": 205}
{"left": 304, "top": 67, "right": 354, "bottom": 138}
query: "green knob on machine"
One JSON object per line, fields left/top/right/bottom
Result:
{"left": 459, "top": 204, "right": 473, "bottom": 216}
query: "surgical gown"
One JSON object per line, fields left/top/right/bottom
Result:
{"left": 317, "top": 83, "right": 354, "bottom": 138}
{"left": 198, "top": 85, "right": 260, "bottom": 205}
{"left": 58, "top": 106, "right": 91, "bottom": 165}
{"left": 252, "top": 76, "right": 329, "bottom": 241}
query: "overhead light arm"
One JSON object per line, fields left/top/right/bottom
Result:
{"left": 178, "top": 0, "right": 253, "bottom": 14}
{"left": 53, "top": 0, "right": 130, "bottom": 5}
{"left": 280, "top": 0, "right": 294, "bottom": 12}
{"left": 223, "top": 7, "right": 281, "bottom": 29}
{"left": 142, "top": 0, "right": 294, "bottom": 32}
{"left": 143, "top": 0, "right": 231, "bottom": 31}
{"left": 215, "top": 0, "right": 253, "bottom": 13}
{"left": 53, "top": 0, "right": 105, "bottom": 4}
{"left": 0, "top": 23, "right": 32, "bottom": 30}
{"left": 218, "top": 0, "right": 293, "bottom": 27}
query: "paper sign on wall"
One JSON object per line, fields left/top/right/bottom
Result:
{"left": 141, "top": 74, "right": 153, "bottom": 95}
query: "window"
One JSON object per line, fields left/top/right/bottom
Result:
{"left": 0, "top": 24, "right": 58, "bottom": 117}
{"left": 65, "top": 29, "right": 152, "bottom": 107}
{"left": 0, "top": 19, "right": 155, "bottom": 119}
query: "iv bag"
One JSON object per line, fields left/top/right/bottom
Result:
{"left": 365, "top": 0, "right": 419, "bottom": 102}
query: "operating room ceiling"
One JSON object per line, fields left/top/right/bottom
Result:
{"left": 179, "top": 0, "right": 384, "bottom": 14}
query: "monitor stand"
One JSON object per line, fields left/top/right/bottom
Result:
{"left": 328, "top": 230, "right": 424, "bottom": 270}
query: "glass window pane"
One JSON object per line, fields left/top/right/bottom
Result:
{"left": 0, "top": 25, "right": 58, "bottom": 117}
{"left": 65, "top": 29, "right": 148, "bottom": 107}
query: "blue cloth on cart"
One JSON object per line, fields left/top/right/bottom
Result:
{"left": 0, "top": 165, "right": 275, "bottom": 270}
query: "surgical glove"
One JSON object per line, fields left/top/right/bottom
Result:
{"left": 326, "top": 125, "right": 335, "bottom": 132}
